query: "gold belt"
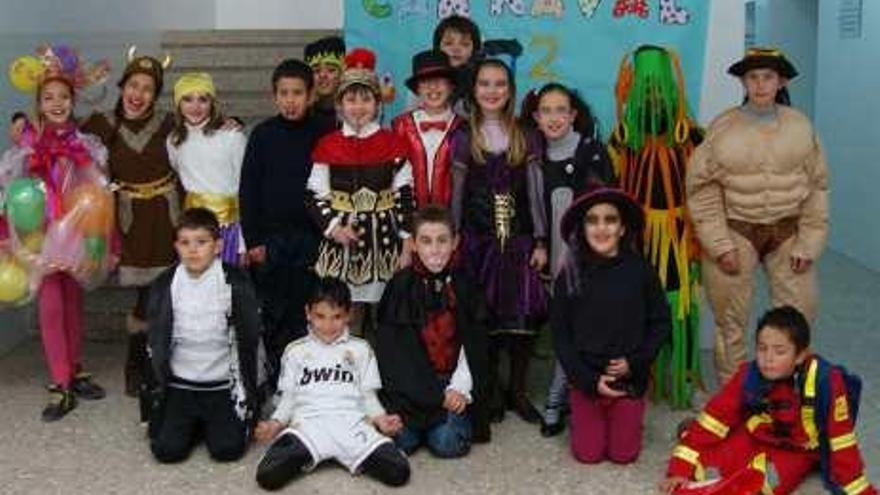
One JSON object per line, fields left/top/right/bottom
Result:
{"left": 115, "top": 173, "right": 176, "bottom": 200}
{"left": 330, "top": 188, "right": 395, "bottom": 213}
{"left": 184, "top": 192, "right": 239, "bottom": 225}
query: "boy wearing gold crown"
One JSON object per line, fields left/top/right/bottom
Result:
{"left": 306, "top": 48, "right": 414, "bottom": 338}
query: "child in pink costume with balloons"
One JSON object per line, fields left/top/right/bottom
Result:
{"left": 0, "top": 47, "right": 112, "bottom": 422}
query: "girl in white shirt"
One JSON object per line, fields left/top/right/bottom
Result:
{"left": 167, "top": 72, "right": 247, "bottom": 264}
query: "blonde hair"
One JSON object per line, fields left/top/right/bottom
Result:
{"left": 467, "top": 59, "right": 527, "bottom": 166}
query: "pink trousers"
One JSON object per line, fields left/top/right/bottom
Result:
{"left": 38, "top": 272, "right": 83, "bottom": 388}
{"left": 569, "top": 388, "right": 646, "bottom": 464}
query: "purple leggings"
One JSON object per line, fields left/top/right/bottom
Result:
{"left": 569, "top": 388, "right": 646, "bottom": 464}
{"left": 38, "top": 272, "right": 83, "bottom": 387}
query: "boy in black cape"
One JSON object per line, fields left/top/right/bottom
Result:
{"left": 376, "top": 204, "right": 491, "bottom": 456}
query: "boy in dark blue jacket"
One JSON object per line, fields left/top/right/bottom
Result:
{"left": 239, "top": 59, "right": 331, "bottom": 381}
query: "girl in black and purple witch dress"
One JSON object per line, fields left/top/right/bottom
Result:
{"left": 450, "top": 58, "right": 548, "bottom": 424}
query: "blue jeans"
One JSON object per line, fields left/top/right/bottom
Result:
{"left": 543, "top": 360, "right": 570, "bottom": 423}
{"left": 395, "top": 411, "right": 472, "bottom": 458}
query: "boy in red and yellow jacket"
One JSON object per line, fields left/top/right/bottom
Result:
{"left": 661, "top": 306, "right": 875, "bottom": 495}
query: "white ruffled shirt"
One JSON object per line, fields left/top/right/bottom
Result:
{"left": 169, "top": 259, "right": 233, "bottom": 384}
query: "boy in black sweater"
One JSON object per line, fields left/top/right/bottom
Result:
{"left": 238, "top": 59, "right": 330, "bottom": 382}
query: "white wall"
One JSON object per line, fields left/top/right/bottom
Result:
{"left": 815, "top": 0, "right": 880, "bottom": 271}
{"left": 0, "top": 0, "right": 216, "bottom": 32}
{"left": 698, "top": 0, "right": 747, "bottom": 124}
{"left": 215, "top": 0, "right": 343, "bottom": 29}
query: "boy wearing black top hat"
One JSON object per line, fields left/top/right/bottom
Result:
{"left": 392, "top": 51, "right": 461, "bottom": 208}
{"left": 392, "top": 50, "right": 462, "bottom": 267}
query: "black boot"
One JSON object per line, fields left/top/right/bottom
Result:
{"left": 508, "top": 336, "right": 541, "bottom": 424}
{"left": 487, "top": 340, "right": 505, "bottom": 423}
{"left": 125, "top": 331, "right": 147, "bottom": 398}
{"left": 540, "top": 413, "right": 566, "bottom": 437}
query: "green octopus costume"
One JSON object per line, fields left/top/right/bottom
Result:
{"left": 608, "top": 45, "right": 703, "bottom": 408}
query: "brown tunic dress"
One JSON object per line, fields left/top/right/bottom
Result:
{"left": 81, "top": 111, "right": 179, "bottom": 286}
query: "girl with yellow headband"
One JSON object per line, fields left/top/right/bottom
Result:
{"left": 167, "top": 72, "right": 247, "bottom": 264}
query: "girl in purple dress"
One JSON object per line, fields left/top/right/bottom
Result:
{"left": 450, "top": 58, "right": 548, "bottom": 424}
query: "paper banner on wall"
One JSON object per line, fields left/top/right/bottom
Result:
{"left": 344, "top": 0, "right": 708, "bottom": 134}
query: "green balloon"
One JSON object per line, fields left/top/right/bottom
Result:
{"left": 6, "top": 178, "right": 45, "bottom": 233}
{"left": 84, "top": 236, "right": 107, "bottom": 261}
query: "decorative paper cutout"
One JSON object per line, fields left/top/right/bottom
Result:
{"left": 437, "top": 0, "right": 470, "bottom": 18}
{"left": 612, "top": 0, "right": 648, "bottom": 18}
{"left": 490, "top": 0, "right": 527, "bottom": 17}
{"left": 577, "top": 0, "right": 603, "bottom": 17}
{"left": 529, "top": 34, "right": 561, "bottom": 81}
{"left": 531, "top": 0, "right": 564, "bottom": 18}
{"left": 363, "top": 0, "right": 393, "bottom": 18}
{"left": 659, "top": 0, "right": 690, "bottom": 24}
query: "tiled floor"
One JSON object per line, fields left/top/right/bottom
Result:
{"left": 0, "top": 250, "right": 875, "bottom": 494}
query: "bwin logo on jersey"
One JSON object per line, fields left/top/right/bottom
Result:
{"left": 299, "top": 364, "right": 355, "bottom": 385}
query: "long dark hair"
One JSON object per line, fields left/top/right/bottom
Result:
{"left": 557, "top": 193, "right": 642, "bottom": 296}
{"left": 432, "top": 15, "right": 482, "bottom": 56}
{"left": 521, "top": 82, "right": 600, "bottom": 139}
{"left": 110, "top": 75, "right": 159, "bottom": 147}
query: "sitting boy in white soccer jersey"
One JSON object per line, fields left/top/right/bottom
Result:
{"left": 254, "top": 277, "right": 411, "bottom": 490}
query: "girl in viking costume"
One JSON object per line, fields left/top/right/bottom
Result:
{"left": 609, "top": 45, "right": 703, "bottom": 408}
{"left": 81, "top": 47, "right": 177, "bottom": 396}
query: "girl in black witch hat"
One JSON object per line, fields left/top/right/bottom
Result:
{"left": 552, "top": 184, "right": 670, "bottom": 464}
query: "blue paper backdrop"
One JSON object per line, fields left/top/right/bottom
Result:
{"left": 344, "top": 0, "right": 709, "bottom": 135}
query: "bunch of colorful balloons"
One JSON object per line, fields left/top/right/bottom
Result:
{"left": 0, "top": 177, "right": 46, "bottom": 305}
{"left": 0, "top": 174, "right": 115, "bottom": 305}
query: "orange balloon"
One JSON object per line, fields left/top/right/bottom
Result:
{"left": 62, "top": 183, "right": 114, "bottom": 236}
